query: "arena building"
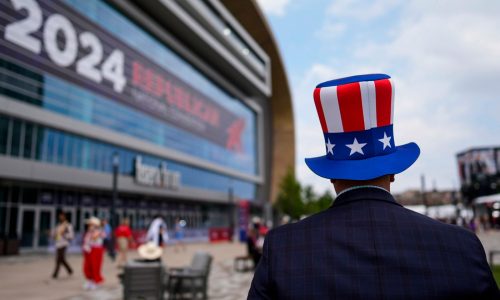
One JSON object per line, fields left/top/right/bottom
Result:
{"left": 0, "top": 0, "right": 294, "bottom": 252}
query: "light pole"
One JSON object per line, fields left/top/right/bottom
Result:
{"left": 421, "top": 174, "right": 428, "bottom": 215}
{"left": 228, "top": 186, "right": 234, "bottom": 242}
{"left": 110, "top": 152, "right": 119, "bottom": 260}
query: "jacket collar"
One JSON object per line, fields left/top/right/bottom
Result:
{"left": 332, "top": 186, "right": 402, "bottom": 208}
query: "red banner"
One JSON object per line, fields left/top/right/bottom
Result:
{"left": 208, "top": 227, "right": 231, "bottom": 242}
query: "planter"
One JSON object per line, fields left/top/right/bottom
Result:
{"left": 5, "top": 239, "right": 19, "bottom": 255}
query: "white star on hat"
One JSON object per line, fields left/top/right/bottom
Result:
{"left": 346, "top": 138, "right": 367, "bottom": 156}
{"left": 378, "top": 132, "right": 392, "bottom": 150}
{"left": 326, "top": 138, "right": 335, "bottom": 155}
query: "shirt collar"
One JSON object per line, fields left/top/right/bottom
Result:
{"left": 336, "top": 185, "right": 389, "bottom": 198}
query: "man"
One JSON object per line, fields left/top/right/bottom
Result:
{"left": 146, "top": 215, "right": 169, "bottom": 247}
{"left": 101, "top": 219, "right": 115, "bottom": 261}
{"left": 52, "top": 211, "right": 74, "bottom": 278}
{"left": 115, "top": 218, "right": 134, "bottom": 267}
{"left": 248, "top": 74, "right": 499, "bottom": 299}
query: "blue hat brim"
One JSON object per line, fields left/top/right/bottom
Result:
{"left": 305, "top": 142, "right": 420, "bottom": 180}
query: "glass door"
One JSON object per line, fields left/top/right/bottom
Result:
{"left": 126, "top": 210, "right": 137, "bottom": 230}
{"left": 37, "top": 208, "right": 54, "bottom": 248}
{"left": 137, "top": 210, "right": 148, "bottom": 230}
{"left": 80, "top": 207, "right": 94, "bottom": 233}
{"left": 18, "top": 208, "right": 35, "bottom": 248}
{"left": 60, "top": 206, "right": 76, "bottom": 225}
{"left": 18, "top": 206, "right": 55, "bottom": 250}
{"left": 96, "top": 208, "right": 109, "bottom": 222}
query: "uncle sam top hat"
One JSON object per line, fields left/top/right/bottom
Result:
{"left": 305, "top": 74, "right": 420, "bottom": 180}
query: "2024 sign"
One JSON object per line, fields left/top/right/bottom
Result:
{"left": 4, "top": 0, "right": 126, "bottom": 93}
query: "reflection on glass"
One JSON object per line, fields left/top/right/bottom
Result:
{"left": 10, "top": 119, "right": 22, "bottom": 157}
{"left": 23, "top": 123, "right": 34, "bottom": 159}
{"left": 20, "top": 210, "right": 35, "bottom": 247}
{"left": 0, "top": 116, "right": 9, "bottom": 154}
{"left": 0, "top": 115, "right": 257, "bottom": 199}
{"left": 38, "top": 211, "right": 52, "bottom": 247}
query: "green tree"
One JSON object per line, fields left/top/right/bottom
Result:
{"left": 275, "top": 169, "right": 335, "bottom": 220}
{"left": 275, "top": 168, "right": 303, "bottom": 220}
{"left": 303, "top": 188, "right": 334, "bottom": 215}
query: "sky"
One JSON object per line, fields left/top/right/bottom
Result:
{"left": 256, "top": 0, "right": 500, "bottom": 194}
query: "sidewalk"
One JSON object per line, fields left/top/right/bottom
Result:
{"left": 0, "top": 242, "right": 253, "bottom": 300}
{"left": 0, "top": 231, "right": 498, "bottom": 300}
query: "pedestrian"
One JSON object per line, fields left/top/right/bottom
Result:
{"left": 246, "top": 227, "right": 261, "bottom": 268}
{"left": 101, "top": 219, "right": 115, "bottom": 261}
{"left": 115, "top": 218, "right": 134, "bottom": 267}
{"left": 82, "top": 217, "right": 105, "bottom": 290}
{"left": 248, "top": 74, "right": 499, "bottom": 299}
{"left": 173, "top": 217, "right": 186, "bottom": 252}
{"left": 51, "top": 211, "right": 74, "bottom": 279}
{"left": 146, "top": 215, "right": 169, "bottom": 247}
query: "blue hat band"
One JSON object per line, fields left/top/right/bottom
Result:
{"left": 324, "top": 125, "right": 396, "bottom": 160}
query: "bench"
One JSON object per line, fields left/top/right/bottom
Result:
{"left": 234, "top": 255, "right": 253, "bottom": 272}
{"left": 121, "top": 260, "right": 165, "bottom": 300}
{"left": 166, "top": 252, "right": 213, "bottom": 300}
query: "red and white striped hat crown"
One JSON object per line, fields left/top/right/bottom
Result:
{"left": 314, "top": 74, "right": 394, "bottom": 134}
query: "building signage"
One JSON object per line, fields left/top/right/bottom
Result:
{"left": 0, "top": 0, "right": 245, "bottom": 152}
{"left": 134, "top": 156, "right": 181, "bottom": 190}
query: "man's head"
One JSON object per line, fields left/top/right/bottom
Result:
{"left": 58, "top": 211, "right": 67, "bottom": 222}
{"left": 330, "top": 174, "right": 395, "bottom": 194}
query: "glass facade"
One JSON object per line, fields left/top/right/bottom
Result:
{"left": 0, "top": 0, "right": 265, "bottom": 249}
{"left": 0, "top": 0, "right": 262, "bottom": 201}
{"left": 0, "top": 114, "right": 256, "bottom": 199}
{"left": 0, "top": 0, "right": 258, "bottom": 174}
{"left": 0, "top": 184, "right": 230, "bottom": 238}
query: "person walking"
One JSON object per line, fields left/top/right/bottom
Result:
{"left": 51, "top": 211, "right": 74, "bottom": 279}
{"left": 246, "top": 227, "right": 261, "bottom": 268}
{"left": 173, "top": 217, "right": 186, "bottom": 252}
{"left": 82, "top": 217, "right": 105, "bottom": 290}
{"left": 115, "top": 218, "right": 134, "bottom": 267}
{"left": 248, "top": 74, "right": 499, "bottom": 299}
{"left": 101, "top": 219, "right": 115, "bottom": 261}
{"left": 146, "top": 215, "right": 169, "bottom": 247}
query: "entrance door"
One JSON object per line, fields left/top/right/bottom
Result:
{"left": 37, "top": 209, "right": 53, "bottom": 248}
{"left": 80, "top": 207, "right": 94, "bottom": 233}
{"left": 19, "top": 208, "right": 35, "bottom": 248}
{"left": 59, "top": 207, "right": 76, "bottom": 225}
{"left": 18, "top": 206, "right": 55, "bottom": 250}
{"left": 126, "top": 210, "right": 137, "bottom": 230}
{"left": 137, "top": 210, "right": 148, "bottom": 230}
{"left": 96, "top": 208, "right": 109, "bottom": 221}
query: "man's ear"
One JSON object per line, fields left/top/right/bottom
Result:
{"left": 390, "top": 175, "right": 395, "bottom": 182}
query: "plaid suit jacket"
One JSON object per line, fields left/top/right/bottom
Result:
{"left": 248, "top": 187, "right": 499, "bottom": 300}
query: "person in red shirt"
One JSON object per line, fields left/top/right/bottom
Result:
{"left": 115, "top": 218, "right": 134, "bottom": 267}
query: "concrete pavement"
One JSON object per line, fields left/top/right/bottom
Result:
{"left": 0, "top": 242, "right": 253, "bottom": 300}
{"left": 0, "top": 231, "right": 499, "bottom": 300}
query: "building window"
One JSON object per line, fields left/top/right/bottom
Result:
{"left": 10, "top": 119, "right": 22, "bottom": 157}
{"left": 23, "top": 123, "right": 34, "bottom": 159}
{"left": 0, "top": 115, "right": 9, "bottom": 154}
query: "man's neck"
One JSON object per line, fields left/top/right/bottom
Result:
{"left": 332, "top": 175, "right": 392, "bottom": 195}
{"left": 336, "top": 185, "right": 389, "bottom": 198}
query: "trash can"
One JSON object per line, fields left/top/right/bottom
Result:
{"left": 5, "top": 233, "right": 19, "bottom": 255}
